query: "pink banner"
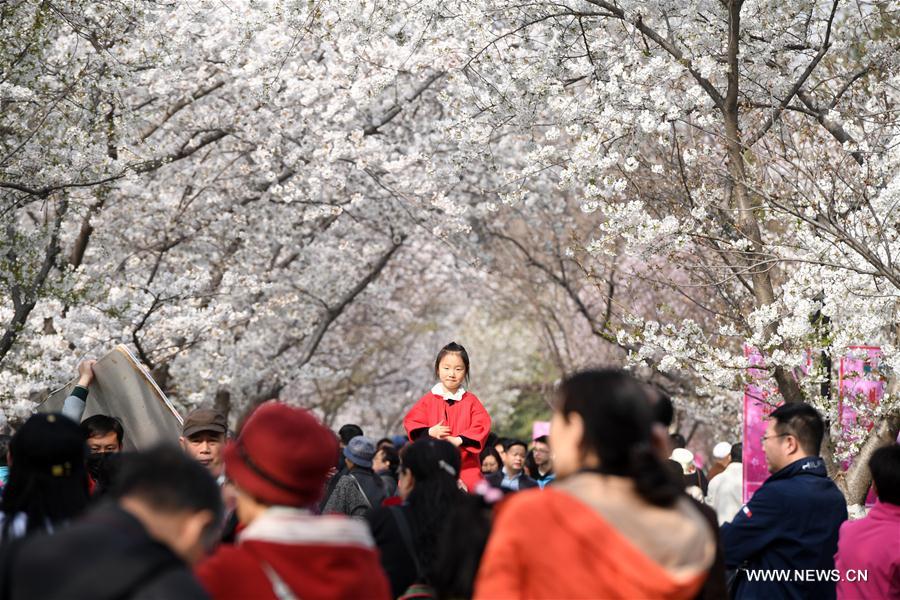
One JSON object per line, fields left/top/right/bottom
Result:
{"left": 744, "top": 345, "right": 890, "bottom": 506}
{"left": 742, "top": 347, "right": 778, "bottom": 503}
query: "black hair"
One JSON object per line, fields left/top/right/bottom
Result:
{"left": 665, "top": 459, "right": 687, "bottom": 491}
{"left": 0, "top": 434, "right": 11, "bottom": 467}
{"left": 430, "top": 494, "right": 493, "bottom": 599}
{"left": 869, "top": 444, "right": 900, "bottom": 506}
{"left": 503, "top": 439, "right": 527, "bottom": 453}
{"left": 81, "top": 414, "right": 124, "bottom": 446}
{"left": 479, "top": 446, "right": 502, "bottom": 472}
{"left": 400, "top": 438, "right": 465, "bottom": 582}
{"left": 1, "top": 413, "right": 90, "bottom": 539}
{"left": 376, "top": 437, "right": 394, "bottom": 451}
{"left": 534, "top": 435, "right": 549, "bottom": 445}
{"left": 434, "top": 342, "right": 470, "bottom": 384}
{"left": 524, "top": 449, "right": 537, "bottom": 478}
{"left": 494, "top": 437, "right": 510, "bottom": 451}
{"left": 730, "top": 442, "right": 743, "bottom": 463}
{"left": 649, "top": 388, "right": 674, "bottom": 427}
{"left": 376, "top": 445, "right": 400, "bottom": 478}
{"left": 768, "top": 403, "right": 825, "bottom": 456}
{"left": 338, "top": 424, "right": 364, "bottom": 446}
{"left": 556, "top": 369, "right": 681, "bottom": 507}
{"left": 109, "top": 445, "right": 223, "bottom": 527}
{"left": 669, "top": 433, "right": 687, "bottom": 449}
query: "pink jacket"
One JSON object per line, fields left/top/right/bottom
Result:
{"left": 835, "top": 500, "right": 900, "bottom": 599}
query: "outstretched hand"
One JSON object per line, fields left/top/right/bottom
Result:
{"left": 77, "top": 359, "right": 97, "bottom": 387}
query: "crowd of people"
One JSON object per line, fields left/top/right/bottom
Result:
{"left": 0, "top": 342, "right": 896, "bottom": 599}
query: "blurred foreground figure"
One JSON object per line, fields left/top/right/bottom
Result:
{"left": 366, "top": 438, "right": 466, "bottom": 597}
{"left": 474, "top": 370, "right": 714, "bottom": 599}
{"left": 835, "top": 444, "right": 900, "bottom": 600}
{"left": 195, "top": 402, "right": 390, "bottom": 600}
{"left": 2, "top": 445, "right": 221, "bottom": 600}
{"left": 0, "top": 413, "right": 89, "bottom": 542}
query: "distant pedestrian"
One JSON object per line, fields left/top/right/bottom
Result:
{"left": 474, "top": 370, "right": 714, "bottom": 599}
{"left": 319, "top": 423, "right": 364, "bottom": 509}
{"left": 722, "top": 403, "right": 847, "bottom": 599}
{"left": 404, "top": 342, "right": 491, "bottom": 490}
{"left": 373, "top": 444, "right": 400, "bottom": 497}
{"left": 835, "top": 444, "right": 900, "bottom": 600}
{"left": 531, "top": 435, "right": 555, "bottom": 488}
{"left": 484, "top": 439, "right": 538, "bottom": 492}
{"left": 707, "top": 443, "right": 742, "bottom": 525}
{"left": 707, "top": 442, "right": 732, "bottom": 481}
{"left": 480, "top": 446, "right": 502, "bottom": 475}
{"left": 61, "top": 360, "right": 125, "bottom": 455}
{"left": 322, "top": 436, "right": 386, "bottom": 516}
{"left": 0, "top": 434, "right": 10, "bottom": 495}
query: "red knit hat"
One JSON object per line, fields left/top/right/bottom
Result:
{"left": 223, "top": 401, "right": 337, "bottom": 507}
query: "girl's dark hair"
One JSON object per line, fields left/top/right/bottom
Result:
{"left": 434, "top": 342, "right": 470, "bottom": 384}
{"left": 524, "top": 449, "right": 537, "bottom": 478}
{"left": 377, "top": 445, "right": 400, "bottom": 478}
{"left": 2, "top": 413, "right": 90, "bottom": 539}
{"left": 479, "top": 446, "right": 502, "bottom": 470}
{"left": 400, "top": 438, "right": 465, "bottom": 581}
{"left": 431, "top": 494, "right": 493, "bottom": 599}
{"left": 556, "top": 369, "right": 680, "bottom": 507}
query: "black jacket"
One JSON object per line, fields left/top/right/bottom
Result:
{"left": 721, "top": 456, "right": 847, "bottom": 600}
{"left": 485, "top": 470, "right": 538, "bottom": 491}
{"left": 366, "top": 505, "right": 419, "bottom": 598}
{"left": 2, "top": 503, "right": 208, "bottom": 600}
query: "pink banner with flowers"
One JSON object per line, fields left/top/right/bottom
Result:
{"left": 742, "top": 347, "right": 779, "bottom": 503}
{"left": 744, "top": 345, "right": 891, "bottom": 506}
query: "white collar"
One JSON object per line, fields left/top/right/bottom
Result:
{"left": 431, "top": 383, "right": 466, "bottom": 401}
{"left": 239, "top": 506, "right": 375, "bottom": 548}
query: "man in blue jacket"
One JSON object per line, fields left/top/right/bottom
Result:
{"left": 721, "top": 403, "right": 847, "bottom": 599}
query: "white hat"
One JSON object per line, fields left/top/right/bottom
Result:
{"left": 713, "top": 442, "right": 732, "bottom": 459}
{"left": 670, "top": 447, "right": 694, "bottom": 467}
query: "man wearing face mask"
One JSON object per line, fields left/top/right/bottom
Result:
{"left": 2, "top": 445, "right": 222, "bottom": 600}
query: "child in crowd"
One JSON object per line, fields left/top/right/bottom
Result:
{"left": 404, "top": 342, "right": 491, "bottom": 490}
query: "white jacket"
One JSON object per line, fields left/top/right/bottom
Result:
{"left": 707, "top": 461, "right": 743, "bottom": 525}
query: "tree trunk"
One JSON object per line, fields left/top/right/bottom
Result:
{"left": 722, "top": 0, "right": 803, "bottom": 403}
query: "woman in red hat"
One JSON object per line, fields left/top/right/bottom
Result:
{"left": 404, "top": 342, "right": 491, "bottom": 491}
{"left": 195, "top": 401, "right": 390, "bottom": 600}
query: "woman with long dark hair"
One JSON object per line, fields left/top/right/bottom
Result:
{"left": 366, "top": 438, "right": 465, "bottom": 597}
{"left": 0, "top": 413, "right": 90, "bottom": 541}
{"left": 474, "top": 369, "right": 715, "bottom": 599}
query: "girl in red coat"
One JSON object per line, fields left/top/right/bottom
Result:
{"left": 404, "top": 342, "right": 491, "bottom": 491}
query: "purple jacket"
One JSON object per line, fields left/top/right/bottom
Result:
{"left": 835, "top": 500, "right": 900, "bottom": 599}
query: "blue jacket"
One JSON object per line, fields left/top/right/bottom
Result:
{"left": 721, "top": 456, "right": 847, "bottom": 600}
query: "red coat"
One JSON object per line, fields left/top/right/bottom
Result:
{"left": 196, "top": 508, "right": 390, "bottom": 600}
{"left": 404, "top": 390, "right": 491, "bottom": 490}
